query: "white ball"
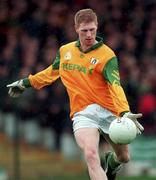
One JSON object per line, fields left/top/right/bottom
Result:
{"left": 109, "top": 117, "right": 137, "bottom": 144}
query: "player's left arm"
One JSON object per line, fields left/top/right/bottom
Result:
{"left": 102, "top": 57, "right": 144, "bottom": 133}
{"left": 102, "top": 56, "right": 130, "bottom": 114}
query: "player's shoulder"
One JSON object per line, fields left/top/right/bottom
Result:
{"left": 60, "top": 41, "right": 76, "bottom": 50}
{"left": 101, "top": 43, "right": 115, "bottom": 55}
{"left": 99, "top": 43, "right": 116, "bottom": 62}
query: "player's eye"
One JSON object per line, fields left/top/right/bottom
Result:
{"left": 81, "top": 28, "right": 95, "bottom": 33}
{"left": 90, "top": 28, "right": 95, "bottom": 32}
{"left": 81, "top": 29, "right": 88, "bottom": 32}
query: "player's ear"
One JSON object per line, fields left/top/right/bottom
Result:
{"left": 75, "top": 24, "right": 79, "bottom": 33}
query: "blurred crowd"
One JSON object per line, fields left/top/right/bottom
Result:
{"left": 0, "top": 0, "right": 156, "bottom": 150}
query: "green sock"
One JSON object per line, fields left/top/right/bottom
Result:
{"left": 108, "top": 152, "right": 121, "bottom": 169}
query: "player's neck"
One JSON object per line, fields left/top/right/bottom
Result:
{"left": 81, "top": 40, "right": 98, "bottom": 52}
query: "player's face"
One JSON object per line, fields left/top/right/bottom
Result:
{"left": 75, "top": 21, "right": 97, "bottom": 51}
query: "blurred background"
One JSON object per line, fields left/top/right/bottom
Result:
{"left": 0, "top": 0, "right": 156, "bottom": 179}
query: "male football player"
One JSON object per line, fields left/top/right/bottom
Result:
{"left": 7, "top": 9, "right": 144, "bottom": 180}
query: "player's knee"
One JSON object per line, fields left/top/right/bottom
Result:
{"left": 84, "top": 147, "right": 99, "bottom": 165}
{"left": 117, "top": 153, "right": 130, "bottom": 163}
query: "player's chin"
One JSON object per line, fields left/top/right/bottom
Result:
{"left": 85, "top": 40, "right": 94, "bottom": 46}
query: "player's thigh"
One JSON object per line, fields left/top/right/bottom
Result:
{"left": 74, "top": 128, "right": 100, "bottom": 150}
{"left": 103, "top": 133, "right": 129, "bottom": 156}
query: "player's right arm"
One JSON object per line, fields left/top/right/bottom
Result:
{"left": 7, "top": 51, "right": 60, "bottom": 97}
{"left": 102, "top": 55, "right": 144, "bottom": 134}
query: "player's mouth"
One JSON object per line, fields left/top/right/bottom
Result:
{"left": 86, "top": 38, "right": 92, "bottom": 41}
{"left": 85, "top": 39, "right": 93, "bottom": 44}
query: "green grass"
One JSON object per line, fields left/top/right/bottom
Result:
{"left": 117, "top": 176, "right": 156, "bottom": 180}
{"left": 51, "top": 176, "right": 155, "bottom": 180}
{"left": 21, "top": 175, "right": 156, "bottom": 180}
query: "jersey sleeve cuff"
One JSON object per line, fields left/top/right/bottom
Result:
{"left": 23, "top": 78, "right": 32, "bottom": 88}
{"left": 120, "top": 111, "right": 130, "bottom": 117}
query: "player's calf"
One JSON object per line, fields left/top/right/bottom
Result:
{"left": 101, "top": 151, "right": 123, "bottom": 180}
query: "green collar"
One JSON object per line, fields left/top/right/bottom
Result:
{"left": 75, "top": 36, "right": 103, "bottom": 53}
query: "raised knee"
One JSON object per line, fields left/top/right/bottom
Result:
{"left": 84, "top": 147, "right": 99, "bottom": 164}
{"left": 117, "top": 153, "right": 130, "bottom": 163}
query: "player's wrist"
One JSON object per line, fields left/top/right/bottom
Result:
{"left": 119, "top": 111, "right": 130, "bottom": 117}
{"left": 22, "top": 78, "right": 31, "bottom": 88}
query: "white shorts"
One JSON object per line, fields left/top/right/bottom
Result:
{"left": 72, "top": 104, "right": 117, "bottom": 134}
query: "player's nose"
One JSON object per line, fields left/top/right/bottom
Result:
{"left": 86, "top": 30, "right": 92, "bottom": 37}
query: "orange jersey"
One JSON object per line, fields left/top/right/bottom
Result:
{"left": 28, "top": 37, "right": 130, "bottom": 118}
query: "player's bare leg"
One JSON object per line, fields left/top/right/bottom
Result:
{"left": 74, "top": 128, "right": 108, "bottom": 180}
{"left": 104, "top": 134, "right": 130, "bottom": 163}
{"left": 101, "top": 134, "right": 130, "bottom": 180}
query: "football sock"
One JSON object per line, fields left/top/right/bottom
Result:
{"left": 108, "top": 152, "right": 121, "bottom": 169}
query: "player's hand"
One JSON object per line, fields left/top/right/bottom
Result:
{"left": 123, "top": 112, "right": 144, "bottom": 134}
{"left": 7, "top": 79, "right": 26, "bottom": 97}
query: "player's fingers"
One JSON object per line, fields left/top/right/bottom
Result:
{"left": 135, "top": 113, "right": 142, "bottom": 118}
{"left": 135, "top": 121, "right": 144, "bottom": 131}
{"left": 12, "top": 92, "right": 17, "bottom": 97}
{"left": 13, "top": 94, "right": 18, "bottom": 98}
{"left": 128, "top": 113, "right": 142, "bottom": 120}
{"left": 7, "top": 83, "right": 17, "bottom": 88}
{"left": 9, "top": 89, "right": 17, "bottom": 97}
{"left": 7, "top": 81, "right": 19, "bottom": 88}
{"left": 136, "top": 128, "right": 142, "bottom": 134}
{"left": 12, "top": 92, "right": 20, "bottom": 98}
{"left": 8, "top": 88, "right": 12, "bottom": 95}
{"left": 7, "top": 84, "right": 13, "bottom": 88}
{"left": 10, "top": 91, "right": 15, "bottom": 97}
{"left": 133, "top": 120, "right": 144, "bottom": 132}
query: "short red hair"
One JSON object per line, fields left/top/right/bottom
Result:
{"left": 74, "top": 9, "right": 98, "bottom": 27}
